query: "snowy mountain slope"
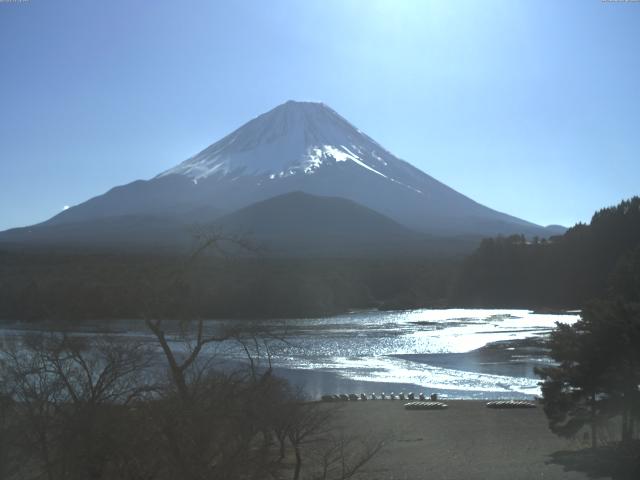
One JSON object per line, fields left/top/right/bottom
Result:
{"left": 158, "top": 100, "right": 407, "bottom": 182}
{"left": 2, "top": 100, "right": 561, "bottom": 251}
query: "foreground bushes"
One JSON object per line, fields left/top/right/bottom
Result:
{"left": 0, "top": 326, "right": 382, "bottom": 480}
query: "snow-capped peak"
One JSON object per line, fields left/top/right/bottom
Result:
{"left": 157, "top": 100, "right": 399, "bottom": 182}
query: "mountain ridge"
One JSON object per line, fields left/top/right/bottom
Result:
{"left": 0, "top": 100, "right": 565, "bottom": 253}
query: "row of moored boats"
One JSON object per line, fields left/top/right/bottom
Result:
{"left": 321, "top": 392, "right": 439, "bottom": 402}
{"left": 321, "top": 394, "right": 537, "bottom": 409}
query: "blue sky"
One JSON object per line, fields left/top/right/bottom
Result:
{"left": 1, "top": 0, "right": 639, "bottom": 231}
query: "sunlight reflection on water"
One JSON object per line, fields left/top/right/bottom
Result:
{"left": 210, "top": 308, "right": 579, "bottom": 398}
{"left": 0, "top": 309, "right": 579, "bottom": 399}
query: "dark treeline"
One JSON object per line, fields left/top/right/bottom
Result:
{"left": 0, "top": 251, "right": 456, "bottom": 321}
{"left": 453, "top": 197, "right": 640, "bottom": 308}
{"left": 2, "top": 197, "right": 639, "bottom": 321}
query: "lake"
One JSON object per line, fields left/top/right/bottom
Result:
{"left": 0, "top": 309, "right": 579, "bottom": 400}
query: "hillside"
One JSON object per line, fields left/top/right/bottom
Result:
{"left": 452, "top": 197, "right": 640, "bottom": 307}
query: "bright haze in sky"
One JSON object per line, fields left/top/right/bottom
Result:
{"left": 0, "top": 0, "right": 638, "bottom": 232}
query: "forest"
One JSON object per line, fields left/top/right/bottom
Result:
{"left": 452, "top": 196, "right": 640, "bottom": 308}
{"left": 0, "top": 252, "right": 455, "bottom": 321}
{"left": 0, "top": 197, "right": 639, "bottom": 321}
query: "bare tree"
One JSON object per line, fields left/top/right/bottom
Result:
{"left": 0, "top": 356, "right": 19, "bottom": 480}
{"left": 0, "top": 230, "right": 385, "bottom": 480}
{"left": 287, "top": 401, "right": 334, "bottom": 480}
{"left": 143, "top": 316, "right": 230, "bottom": 402}
{"left": 310, "top": 431, "right": 385, "bottom": 480}
{"left": 142, "top": 230, "right": 258, "bottom": 402}
{"left": 0, "top": 332, "right": 155, "bottom": 480}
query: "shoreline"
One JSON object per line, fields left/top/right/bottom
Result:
{"left": 275, "top": 335, "right": 556, "bottom": 400}
{"left": 329, "top": 400, "right": 595, "bottom": 479}
{"left": 0, "top": 319, "right": 562, "bottom": 401}
{"left": 0, "top": 306, "right": 580, "bottom": 327}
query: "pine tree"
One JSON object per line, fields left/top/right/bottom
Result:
{"left": 536, "top": 300, "right": 640, "bottom": 447}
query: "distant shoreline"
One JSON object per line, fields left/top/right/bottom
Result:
{"left": 0, "top": 306, "right": 581, "bottom": 325}
{"left": 275, "top": 335, "right": 554, "bottom": 401}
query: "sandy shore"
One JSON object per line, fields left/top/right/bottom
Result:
{"left": 328, "top": 400, "right": 599, "bottom": 480}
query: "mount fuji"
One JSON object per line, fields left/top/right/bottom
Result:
{"left": 0, "top": 101, "right": 563, "bottom": 254}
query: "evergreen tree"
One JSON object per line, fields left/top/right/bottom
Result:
{"left": 536, "top": 300, "right": 640, "bottom": 447}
